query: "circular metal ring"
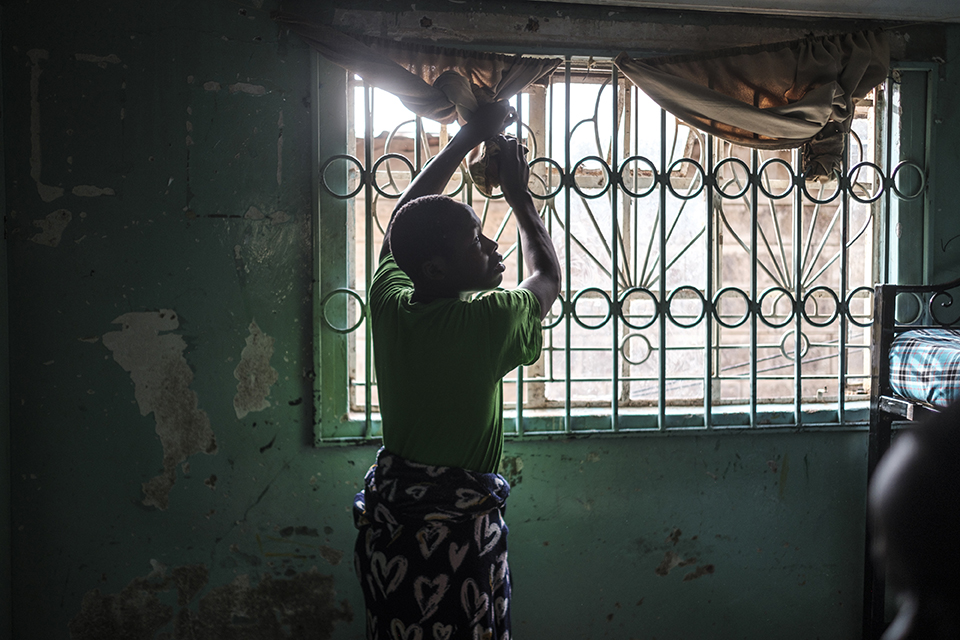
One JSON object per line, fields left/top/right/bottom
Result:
{"left": 713, "top": 286, "right": 752, "bottom": 328}
{"left": 801, "top": 286, "right": 841, "bottom": 327}
{"left": 847, "top": 161, "right": 886, "bottom": 204}
{"left": 800, "top": 171, "right": 842, "bottom": 204}
{"left": 541, "top": 294, "right": 566, "bottom": 330}
{"left": 319, "top": 288, "right": 366, "bottom": 334}
{"left": 571, "top": 287, "right": 614, "bottom": 329}
{"left": 779, "top": 328, "right": 810, "bottom": 361}
{"left": 319, "top": 154, "right": 365, "bottom": 199}
{"left": 665, "top": 158, "right": 705, "bottom": 200}
{"left": 528, "top": 157, "right": 564, "bottom": 200}
{"left": 757, "top": 157, "right": 796, "bottom": 200}
{"left": 891, "top": 161, "right": 926, "bottom": 201}
{"left": 371, "top": 153, "right": 416, "bottom": 199}
{"left": 894, "top": 291, "right": 924, "bottom": 325}
{"left": 845, "top": 286, "right": 874, "bottom": 328}
{"left": 570, "top": 156, "right": 613, "bottom": 199}
{"left": 620, "top": 332, "right": 654, "bottom": 366}
{"left": 618, "top": 155, "right": 658, "bottom": 198}
{"left": 618, "top": 287, "right": 660, "bottom": 330}
{"left": 666, "top": 285, "right": 707, "bottom": 328}
{"left": 713, "top": 157, "right": 751, "bottom": 200}
{"left": 757, "top": 286, "right": 796, "bottom": 328}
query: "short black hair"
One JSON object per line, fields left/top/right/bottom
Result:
{"left": 388, "top": 195, "right": 470, "bottom": 282}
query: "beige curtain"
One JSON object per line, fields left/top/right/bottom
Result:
{"left": 615, "top": 30, "right": 889, "bottom": 178}
{"left": 273, "top": 11, "right": 561, "bottom": 124}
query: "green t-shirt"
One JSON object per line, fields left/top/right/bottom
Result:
{"left": 370, "top": 254, "right": 543, "bottom": 473}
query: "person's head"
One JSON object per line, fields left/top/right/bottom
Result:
{"left": 870, "top": 400, "right": 960, "bottom": 639}
{"left": 388, "top": 194, "right": 504, "bottom": 298}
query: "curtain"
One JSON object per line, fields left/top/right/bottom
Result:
{"left": 614, "top": 30, "right": 889, "bottom": 178}
{"left": 273, "top": 10, "right": 562, "bottom": 124}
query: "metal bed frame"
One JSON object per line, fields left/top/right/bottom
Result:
{"left": 862, "top": 274, "right": 960, "bottom": 639}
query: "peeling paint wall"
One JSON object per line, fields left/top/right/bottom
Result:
{"left": 4, "top": 1, "right": 960, "bottom": 639}
{"left": 68, "top": 563, "right": 351, "bottom": 639}
{"left": 102, "top": 310, "right": 217, "bottom": 510}
{"left": 234, "top": 320, "right": 279, "bottom": 419}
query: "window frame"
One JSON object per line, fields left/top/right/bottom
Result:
{"left": 312, "top": 49, "right": 934, "bottom": 445}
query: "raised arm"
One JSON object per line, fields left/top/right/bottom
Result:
{"left": 497, "top": 136, "right": 561, "bottom": 320}
{"left": 379, "top": 102, "right": 518, "bottom": 262}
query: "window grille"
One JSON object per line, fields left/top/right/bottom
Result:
{"left": 315, "top": 56, "right": 927, "bottom": 442}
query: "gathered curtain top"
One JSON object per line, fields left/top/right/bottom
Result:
{"left": 275, "top": 8, "right": 889, "bottom": 179}
{"left": 615, "top": 30, "right": 889, "bottom": 178}
{"left": 273, "top": 13, "right": 562, "bottom": 124}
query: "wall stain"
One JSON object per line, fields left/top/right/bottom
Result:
{"left": 259, "top": 435, "right": 277, "bottom": 453}
{"left": 228, "top": 82, "right": 268, "bottom": 96}
{"left": 667, "top": 528, "right": 682, "bottom": 546}
{"left": 279, "top": 526, "right": 320, "bottom": 538}
{"left": 779, "top": 453, "right": 790, "bottom": 500}
{"left": 654, "top": 550, "right": 698, "bottom": 577}
{"left": 74, "top": 52, "right": 121, "bottom": 68}
{"left": 233, "top": 320, "right": 279, "bottom": 419}
{"left": 68, "top": 563, "right": 352, "bottom": 639}
{"left": 30, "top": 208, "right": 72, "bottom": 246}
{"left": 257, "top": 532, "right": 344, "bottom": 566}
{"left": 102, "top": 310, "right": 217, "bottom": 510}
{"left": 499, "top": 455, "right": 523, "bottom": 487}
{"left": 682, "top": 564, "right": 716, "bottom": 582}
{"left": 72, "top": 185, "right": 116, "bottom": 197}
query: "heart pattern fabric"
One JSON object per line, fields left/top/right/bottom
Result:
{"left": 354, "top": 448, "right": 512, "bottom": 640}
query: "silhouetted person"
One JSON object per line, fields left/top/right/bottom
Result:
{"left": 870, "top": 400, "right": 960, "bottom": 639}
{"left": 352, "top": 101, "right": 561, "bottom": 640}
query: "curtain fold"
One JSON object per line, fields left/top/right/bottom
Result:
{"left": 273, "top": 11, "right": 561, "bottom": 124}
{"left": 615, "top": 30, "right": 889, "bottom": 178}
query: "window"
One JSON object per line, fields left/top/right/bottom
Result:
{"left": 314, "top": 54, "right": 928, "bottom": 442}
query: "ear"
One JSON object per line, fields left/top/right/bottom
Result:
{"left": 420, "top": 257, "right": 447, "bottom": 282}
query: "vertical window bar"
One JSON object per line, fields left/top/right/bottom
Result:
{"left": 619, "top": 82, "right": 632, "bottom": 407}
{"left": 546, "top": 72, "right": 558, "bottom": 420}
{"left": 363, "top": 82, "right": 375, "bottom": 435}
{"left": 610, "top": 66, "right": 620, "bottom": 432}
{"left": 563, "top": 57, "right": 572, "bottom": 433}
{"left": 839, "top": 134, "right": 851, "bottom": 425}
{"left": 704, "top": 134, "right": 715, "bottom": 429}
{"left": 750, "top": 149, "right": 759, "bottom": 428}
{"left": 658, "top": 108, "right": 668, "bottom": 430}
{"left": 793, "top": 148, "right": 803, "bottom": 425}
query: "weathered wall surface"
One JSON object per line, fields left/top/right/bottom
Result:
{"left": 3, "top": 0, "right": 958, "bottom": 638}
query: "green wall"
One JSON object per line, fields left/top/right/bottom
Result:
{"left": 1, "top": 5, "right": 11, "bottom": 636}
{"left": 3, "top": 1, "right": 958, "bottom": 638}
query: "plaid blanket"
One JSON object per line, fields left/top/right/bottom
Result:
{"left": 889, "top": 329, "right": 960, "bottom": 408}
{"left": 353, "top": 448, "right": 512, "bottom": 640}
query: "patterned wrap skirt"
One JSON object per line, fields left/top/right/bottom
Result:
{"left": 353, "top": 448, "right": 512, "bottom": 640}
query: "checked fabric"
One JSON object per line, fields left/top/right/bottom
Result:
{"left": 889, "top": 329, "right": 960, "bottom": 408}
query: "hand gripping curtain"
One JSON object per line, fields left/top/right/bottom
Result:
{"left": 273, "top": 11, "right": 561, "bottom": 124}
{"left": 614, "top": 30, "right": 889, "bottom": 179}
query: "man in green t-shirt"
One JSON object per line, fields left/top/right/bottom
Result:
{"left": 353, "top": 101, "right": 560, "bottom": 640}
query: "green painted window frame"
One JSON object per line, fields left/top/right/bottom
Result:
{"left": 311, "top": 51, "right": 933, "bottom": 445}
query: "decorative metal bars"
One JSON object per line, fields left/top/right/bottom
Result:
{"left": 316, "top": 58, "right": 926, "bottom": 441}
